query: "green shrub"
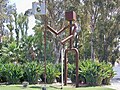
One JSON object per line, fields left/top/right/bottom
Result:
{"left": 66, "top": 63, "right": 86, "bottom": 84}
{"left": 55, "top": 63, "right": 62, "bottom": 82}
{"left": 101, "top": 62, "right": 115, "bottom": 85}
{"left": 80, "top": 60, "right": 103, "bottom": 86}
{"left": 67, "top": 63, "right": 76, "bottom": 83}
{"left": 0, "top": 62, "right": 44, "bottom": 84}
{"left": 79, "top": 60, "right": 115, "bottom": 86}
{"left": 0, "top": 63, "right": 7, "bottom": 82}
{"left": 3, "top": 63, "right": 23, "bottom": 84}
{"left": 46, "top": 63, "right": 61, "bottom": 84}
{"left": 22, "top": 61, "right": 43, "bottom": 84}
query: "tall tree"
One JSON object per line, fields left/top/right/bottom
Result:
{"left": 0, "top": 0, "right": 9, "bottom": 41}
{"left": 78, "top": 0, "right": 120, "bottom": 64}
{"left": 32, "top": 20, "right": 44, "bottom": 62}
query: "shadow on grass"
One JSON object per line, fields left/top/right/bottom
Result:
{"left": 14, "top": 85, "right": 42, "bottom": 89}
{"left": 49, "top": 85, "right": 62, "bottom": 89}
{"left": 29, "top": 86, "right": 42, "bottom": 89}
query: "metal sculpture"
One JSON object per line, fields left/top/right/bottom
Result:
{"left": 47, "top": 11, "right": 79, "bottom": 87}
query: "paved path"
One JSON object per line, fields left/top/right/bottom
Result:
{"left": 113, "top": 63, "right": 120, "bottom": 79}
{"left": 104, "top": 79, "right": 120, "bottom": 90}
{"left": 104, "top": 63, "right": 120, "bottom": 90}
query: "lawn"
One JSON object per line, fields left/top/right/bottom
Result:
{"left": 0, "top": 85, "right": 115, "bottom": 90}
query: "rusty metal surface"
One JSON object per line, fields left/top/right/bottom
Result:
{"left": 65, "top": 11, "right": 76, "bottom": 21}
{"left": 47, "top": 11, "right": 79, "bottom": 87}
{"left": 64, "top": 48, "right": 79, "bottom": 87}
{"left": 61, "top": 35, "right": 73, "bottom": 44}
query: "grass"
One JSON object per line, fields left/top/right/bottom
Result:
{"left": 0, "top": 85, "right": 115, "bottom": 90}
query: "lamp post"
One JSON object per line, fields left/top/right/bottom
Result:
{"left": 42, "top": 1, "right": 47, "bottom": 90}
{"left": 43, "top": 15, "right": 47, "bottom": 90}
{"left": 104, "top": 35, "right": 107, "bottom": 63}
{"left": 0, "top": 34, "right": 2, "bottom": 49}
{"left": 90, "top": 15, "right": 95, "bottom": 61}
{"left": 61, "top": 45, "right": 64, "bottom": 89}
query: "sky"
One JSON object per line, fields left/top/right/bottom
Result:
{"left": 9, "top": 0, "right": 38, "bottom": 35}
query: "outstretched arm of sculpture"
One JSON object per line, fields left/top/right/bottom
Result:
{"left": 57, "top": 24, "right": 75, "bottom": 34}
{"left": 47, "top": 24, "right": 76, "bottom": 35}
{"left": 61, "top": 35, "right": 73, "bottom": 44}
{"left": 47, "top": 25, "right": 58, "bottom": 35}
